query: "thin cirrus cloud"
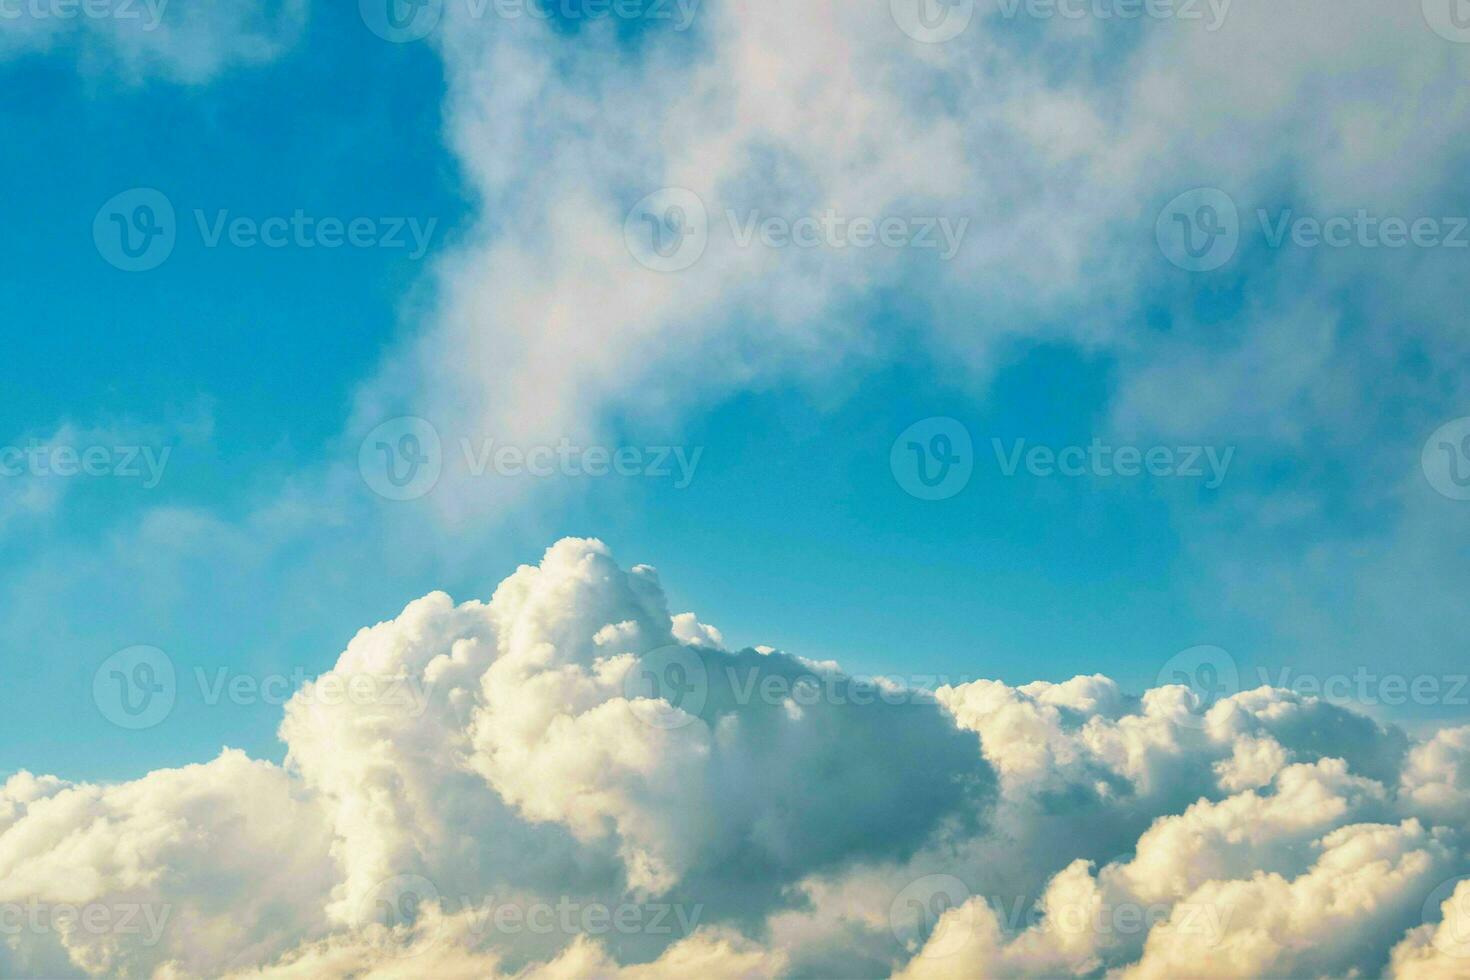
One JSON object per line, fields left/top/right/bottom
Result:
{"left": 2, "top": 538, "right": 1468, "bottom": 976}
{"left": 0, "top": 0, "right": 307, "bottom": 83}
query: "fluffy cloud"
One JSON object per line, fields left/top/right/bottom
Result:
{"left": 1390, "top": 878, "right": 1470, "bottom": 980}
{"left": 390, "top": 0, "right": 1470, "bottom": 474}
{"left": 280, "top": 538, "right": 991, "bottom": 932}
{"left": 2, "top": 538, "right": 1469, "bottom": 977}
{"left": 0, "top": 750, "right": 335, "bottom": 978}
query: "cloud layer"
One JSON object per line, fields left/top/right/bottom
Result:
{"left": 3, "top": 538, "right": 1468, "bottom": 977}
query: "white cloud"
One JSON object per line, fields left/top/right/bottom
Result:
{"left": 1390, "top": 878, "right": 1470, "bottom": 980}
{"left": 2, "top": 538, "right": 1469, "bottom": 977}
{"left": 0, "top": 750, "right": 335, "bottom": 978}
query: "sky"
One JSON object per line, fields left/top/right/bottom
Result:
{"left": 3, "top": 0, "right": 1470, "bottom": 977}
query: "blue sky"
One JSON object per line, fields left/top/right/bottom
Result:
{"left": 7, "top": 4, "right": 1470, "bottom": 979}
{"left": 3, "top": 0, "right": 1468, "bottom": 789}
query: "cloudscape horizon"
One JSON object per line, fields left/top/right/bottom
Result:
{"left": 7, "top": 537, "right": 1470, "bottom": 978}
{"left": 4, "top": 0, "right": 1470, "bottom": 975}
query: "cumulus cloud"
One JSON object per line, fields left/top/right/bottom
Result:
{"left": 1390, "top": 878, "right": 1470, "bottom": 980}
{"left": 1, "top": 538, "right": 1469, "bottom": 977}
{"left": 0, "top": 750, "right": 335, "bottom": 978}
